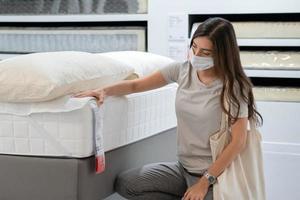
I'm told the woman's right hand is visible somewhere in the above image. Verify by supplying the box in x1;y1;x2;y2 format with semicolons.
73;89;106;107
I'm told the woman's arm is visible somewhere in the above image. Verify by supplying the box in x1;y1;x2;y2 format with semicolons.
74;71;168;104
206;117;248;178
106;71;168;96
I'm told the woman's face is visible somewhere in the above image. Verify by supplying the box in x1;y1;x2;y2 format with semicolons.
191;36;213;57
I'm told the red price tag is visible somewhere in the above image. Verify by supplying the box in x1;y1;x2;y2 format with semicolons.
95;155;105;174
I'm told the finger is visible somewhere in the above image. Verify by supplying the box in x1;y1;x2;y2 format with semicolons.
184;189;191;198
193;195;201;200
96;100;104;107
185;193;192;200
183;191;188;199
99;93;104;101
183;192;187;199
196;194;204;200
193;196;200;200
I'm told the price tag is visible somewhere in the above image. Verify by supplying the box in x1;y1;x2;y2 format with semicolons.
91;103;105;174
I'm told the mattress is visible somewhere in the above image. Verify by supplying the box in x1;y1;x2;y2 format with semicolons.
0;0;148;15
191;22;300;39
232;22;300;39
240;51;300;70
253;87;300;102
0;26;146;53
0;83;177;158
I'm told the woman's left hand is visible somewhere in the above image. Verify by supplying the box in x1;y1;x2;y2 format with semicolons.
182;177;209;200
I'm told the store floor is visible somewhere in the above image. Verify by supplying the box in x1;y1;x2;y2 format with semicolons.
104;193;126;200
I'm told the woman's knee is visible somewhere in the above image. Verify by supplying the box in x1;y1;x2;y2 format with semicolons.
115;162;185;198
115;168;141;198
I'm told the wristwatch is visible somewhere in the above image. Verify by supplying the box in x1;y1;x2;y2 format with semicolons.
203;170;217;185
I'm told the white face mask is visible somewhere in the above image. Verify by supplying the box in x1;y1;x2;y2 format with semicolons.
190;50;214;71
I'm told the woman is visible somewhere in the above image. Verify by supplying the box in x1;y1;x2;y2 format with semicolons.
74;17;263;200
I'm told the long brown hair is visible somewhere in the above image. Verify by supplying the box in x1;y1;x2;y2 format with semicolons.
191;17;263;126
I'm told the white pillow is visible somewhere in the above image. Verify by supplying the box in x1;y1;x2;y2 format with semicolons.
0;51;134;102
100;51;175;77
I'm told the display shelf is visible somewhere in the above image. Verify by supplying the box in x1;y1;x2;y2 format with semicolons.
237;38;300;47
0;14;148;23
245;68;300;78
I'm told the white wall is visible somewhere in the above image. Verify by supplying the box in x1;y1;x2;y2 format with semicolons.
257;101;300;199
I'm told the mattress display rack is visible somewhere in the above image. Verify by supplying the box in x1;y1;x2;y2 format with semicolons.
0;0;149;60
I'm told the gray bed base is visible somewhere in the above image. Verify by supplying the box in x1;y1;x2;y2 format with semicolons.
0;128;177;200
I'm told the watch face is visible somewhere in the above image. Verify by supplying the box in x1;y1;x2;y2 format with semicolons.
208;176;215;183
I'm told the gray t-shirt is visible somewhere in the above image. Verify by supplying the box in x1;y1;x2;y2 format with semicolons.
159;61;248;173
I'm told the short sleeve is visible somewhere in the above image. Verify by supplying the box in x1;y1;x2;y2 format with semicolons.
159;61;181;84
230;84;249;118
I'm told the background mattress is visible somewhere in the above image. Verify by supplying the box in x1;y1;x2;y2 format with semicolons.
0;0;148;15
0;84;177;158
232;22;300;39
191;22;300;39
254;87;300;102
0;26;146;53
240;51;300;70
